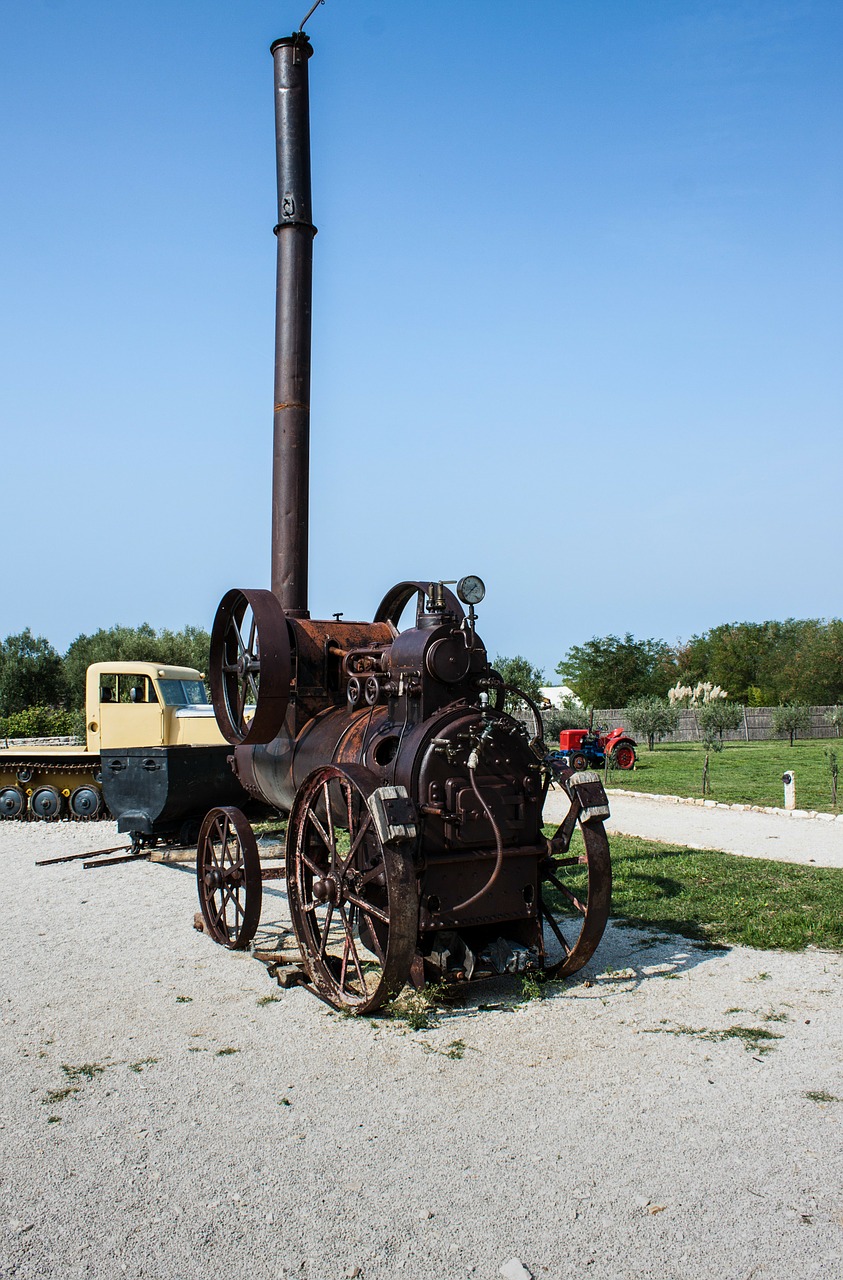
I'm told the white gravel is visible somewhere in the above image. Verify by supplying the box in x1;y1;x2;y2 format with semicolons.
2;819;842;1280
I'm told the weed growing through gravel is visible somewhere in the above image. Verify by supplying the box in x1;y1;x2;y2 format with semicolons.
643;1024;784;1055
129;1058;157;1073
216;1047;240;1056
520;972;548;1002
445;1039;466;1060
804;1090;839;1103
175;995;192;1003
46;1116;61;1124
257;994;283;1006
387;983;447;1031
42;1086;79;1105
61;1063;106;1082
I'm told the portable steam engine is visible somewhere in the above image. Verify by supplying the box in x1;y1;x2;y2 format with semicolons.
195;28;612;1012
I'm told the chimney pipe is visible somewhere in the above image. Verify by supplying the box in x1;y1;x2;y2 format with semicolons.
270;33;315;617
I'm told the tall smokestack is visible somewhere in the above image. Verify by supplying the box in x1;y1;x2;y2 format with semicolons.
270;33;315;617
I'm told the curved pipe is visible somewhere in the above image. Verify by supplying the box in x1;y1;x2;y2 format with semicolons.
450;758;505;914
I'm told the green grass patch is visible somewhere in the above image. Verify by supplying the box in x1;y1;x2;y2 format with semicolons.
607;739;840;812
215;1047;240;1056
804;1090;839;1103
543;829;843;951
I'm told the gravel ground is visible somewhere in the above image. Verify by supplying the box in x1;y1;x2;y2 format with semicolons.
2;819;842;1280
544;790;843;869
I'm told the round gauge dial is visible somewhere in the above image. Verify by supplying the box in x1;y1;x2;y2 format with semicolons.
456;575;486;606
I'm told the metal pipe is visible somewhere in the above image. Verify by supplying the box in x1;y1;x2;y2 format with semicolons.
270;33;315;617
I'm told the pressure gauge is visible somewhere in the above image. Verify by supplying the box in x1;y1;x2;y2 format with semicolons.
456;575;485;606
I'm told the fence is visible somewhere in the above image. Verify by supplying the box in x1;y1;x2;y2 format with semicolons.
547;706;842;744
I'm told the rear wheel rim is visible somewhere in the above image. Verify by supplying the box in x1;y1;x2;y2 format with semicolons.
541;809;611;978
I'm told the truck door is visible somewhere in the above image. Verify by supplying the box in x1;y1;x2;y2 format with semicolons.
98;674;165;749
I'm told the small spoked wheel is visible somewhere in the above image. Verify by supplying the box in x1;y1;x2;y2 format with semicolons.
570;753;589;772
196;807;262;949
286;764;418;1013
540;807;611;979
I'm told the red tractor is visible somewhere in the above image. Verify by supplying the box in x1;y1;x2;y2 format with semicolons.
555;727;637;772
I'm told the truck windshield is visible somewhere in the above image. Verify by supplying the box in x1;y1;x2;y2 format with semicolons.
157;679;209;706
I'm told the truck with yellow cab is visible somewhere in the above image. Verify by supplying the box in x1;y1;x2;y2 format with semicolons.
0;661;248;841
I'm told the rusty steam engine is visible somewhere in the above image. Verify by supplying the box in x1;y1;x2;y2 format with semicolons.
196;30;612;1012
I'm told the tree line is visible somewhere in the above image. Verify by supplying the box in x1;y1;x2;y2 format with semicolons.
556;619;843;708
0;625;211;719
3;616;841;725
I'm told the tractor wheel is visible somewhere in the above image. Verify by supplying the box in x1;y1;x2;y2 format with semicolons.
570;753;589;771
612;742;636;770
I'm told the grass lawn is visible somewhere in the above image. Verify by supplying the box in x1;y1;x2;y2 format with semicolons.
605;738;840;813
544;829;843;952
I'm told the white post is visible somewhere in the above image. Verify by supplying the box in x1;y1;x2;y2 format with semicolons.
782;771;796;810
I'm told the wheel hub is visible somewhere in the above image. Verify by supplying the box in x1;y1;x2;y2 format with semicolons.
312;874;341;904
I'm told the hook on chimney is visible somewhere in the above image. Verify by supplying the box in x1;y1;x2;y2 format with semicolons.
299;0;325;32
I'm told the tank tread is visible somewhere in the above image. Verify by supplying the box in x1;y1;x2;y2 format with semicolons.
0;754;106;821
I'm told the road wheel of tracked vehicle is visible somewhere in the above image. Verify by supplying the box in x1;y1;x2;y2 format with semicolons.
0;786;26;819
540;799;611;979
30;785;63;820
287;764;418;1014
69;785;103;819
196;806;262;949
611;742;636;770
570;753;589;771
210;587;291;746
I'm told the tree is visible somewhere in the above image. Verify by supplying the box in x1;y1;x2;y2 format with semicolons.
0;630;67;716
556;633;676;708
696;700;744;745
491;654;545;716
63;623;212;709
771;704;811;747
625;696;681;751
827;707;843;738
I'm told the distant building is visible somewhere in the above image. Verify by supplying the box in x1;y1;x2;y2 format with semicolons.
539;686;581;709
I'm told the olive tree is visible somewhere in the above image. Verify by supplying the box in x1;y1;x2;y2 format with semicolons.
625;696;681;751
771;704;811;747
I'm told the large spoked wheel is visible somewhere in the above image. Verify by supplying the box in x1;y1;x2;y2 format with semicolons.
286;764;419;1013
209;587;291;746
196;807;262;949
612;742;636;770
540;808;611;979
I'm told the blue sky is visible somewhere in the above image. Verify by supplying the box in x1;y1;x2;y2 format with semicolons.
1;1;840;676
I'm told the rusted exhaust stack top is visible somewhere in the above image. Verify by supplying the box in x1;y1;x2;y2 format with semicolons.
270;33;315;618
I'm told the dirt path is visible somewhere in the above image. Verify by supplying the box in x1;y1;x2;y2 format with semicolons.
544;788;843;869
